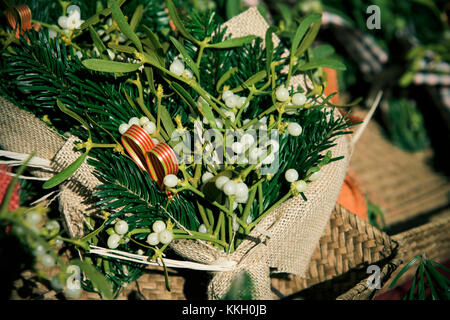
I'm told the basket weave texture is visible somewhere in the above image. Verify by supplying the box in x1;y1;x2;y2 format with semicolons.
349;109;450;226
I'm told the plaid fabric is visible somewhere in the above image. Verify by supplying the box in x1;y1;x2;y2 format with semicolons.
321;11;388;75
322;11;450;113
414;56;450;86
414;72;450;86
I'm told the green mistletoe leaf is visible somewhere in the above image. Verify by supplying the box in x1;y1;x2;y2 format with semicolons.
71;259;114;300
166;0;198;43
43;151;89;189
82;59;143;73
109;0;143;52
208;35;257;49
297;59;346;71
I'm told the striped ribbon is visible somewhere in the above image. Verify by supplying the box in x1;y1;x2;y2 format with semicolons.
121;125;178;189
5;5;41;39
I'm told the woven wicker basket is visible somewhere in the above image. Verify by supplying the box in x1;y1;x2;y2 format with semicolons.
9;206;449;300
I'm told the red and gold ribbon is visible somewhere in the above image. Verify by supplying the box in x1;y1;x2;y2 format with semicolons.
121;124;179;189
5;5;41;39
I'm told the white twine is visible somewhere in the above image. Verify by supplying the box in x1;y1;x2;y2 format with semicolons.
351;90;383;148
3;171;49;181
89;245;237;272
0;150;52;170
30;190;58;206
0;150;53;180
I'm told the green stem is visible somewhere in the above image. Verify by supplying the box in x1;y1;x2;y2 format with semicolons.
206;208;215;231
247;191;293;232
241;185;257;229
31;20;61;33
173;234;228;249
241;104;277;131
214;212;224;237
56;236;90;251
197;201;210;230
258;183;264;215
220;215;226;244
180;184;246;228
227;197;235;250
196;44;206;69
235;91;255;126
156;86;163;136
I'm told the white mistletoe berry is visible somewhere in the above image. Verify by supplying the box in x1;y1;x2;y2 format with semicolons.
236;96;248;109
292;93;307;105
158;229;173;244
184;69;193;79
287;122;302;136
285;169;299;183
309;171;322;181
170;59;185;76
33;244;46;257
231;142;244;154
223;181;237;196
139;116;150;126
45;220;60;233
249;147;263;162
240;133;255;148
114;220;129;235
198;224;207;233
106;49;115;60
235;192;249;204
146;232;159;246
235;182;249;199
107;234;121;249
222;90;234;100
152;220;166;233
58;5;84;31
225;95;239;108
276;85;289;102
163;174;179;188
25;211;41;226
48;26;58;39
222;109;236;122
75;51;83;59
296;180;307;193
128;117;140;126
202;172;214;184
119;123;130;135
143;121;156;135
41;254;55;267
226;198;239;211
215;176;230;190
264;139;279;153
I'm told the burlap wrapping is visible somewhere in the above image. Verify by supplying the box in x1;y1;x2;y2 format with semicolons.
0;8;350;300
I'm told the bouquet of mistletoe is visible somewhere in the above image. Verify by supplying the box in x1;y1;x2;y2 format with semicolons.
0;0;355;299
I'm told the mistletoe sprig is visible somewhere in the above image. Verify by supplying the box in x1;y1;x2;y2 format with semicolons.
0;0;355;296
